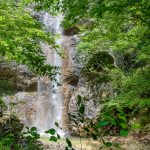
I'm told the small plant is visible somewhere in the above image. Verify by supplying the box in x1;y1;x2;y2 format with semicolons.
0;111;44;150
45;123;75;150
23;127;43;150
68;95;121;150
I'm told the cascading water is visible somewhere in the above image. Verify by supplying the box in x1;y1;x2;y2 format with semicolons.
34;12;64;135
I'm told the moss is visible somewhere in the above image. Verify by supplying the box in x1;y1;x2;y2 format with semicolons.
0;80;15;97
0;99;6;117
83;51;114;83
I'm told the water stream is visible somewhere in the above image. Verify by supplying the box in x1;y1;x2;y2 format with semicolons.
34;12;64;135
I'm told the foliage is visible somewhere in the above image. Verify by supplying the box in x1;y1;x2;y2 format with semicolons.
0;80;15;97
0;90;42;150
0;0;58;79
45;127;75;150
82;51;115;84
0;103;44;150
69;95;121;149
0;0;149;149
23;0;61;15
0;98;6;118
52;0;150;136
22;127;43;150
14;0;150;145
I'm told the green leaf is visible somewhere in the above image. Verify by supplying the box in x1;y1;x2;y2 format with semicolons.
83;127;90;132
55;122;59;127
65;147;69;150
111;119;117;125
77;95;82;106
45;129;56;135
120;129;129;136
131;123;141;129
92;134;98;140
120;123;128;129
96;120;109;128
105;142;112;147
57;134;60;139
66;138;72;148
79;105;85;114
30;127;37;132
49;136;57;142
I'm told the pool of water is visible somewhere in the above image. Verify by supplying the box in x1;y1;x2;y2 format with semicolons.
40;136;100;150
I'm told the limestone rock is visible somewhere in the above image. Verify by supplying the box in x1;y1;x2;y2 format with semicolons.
61;35;81;130
68;51;115;128
3;92;37;127
0;61;37;92
62;35;81;86
44;143;66;150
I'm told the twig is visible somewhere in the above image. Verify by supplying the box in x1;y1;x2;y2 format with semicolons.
78;126;82;150
85;138;90;150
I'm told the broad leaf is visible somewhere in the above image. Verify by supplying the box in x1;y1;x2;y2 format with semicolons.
120;129;129;136
30;127;37;132
79;105;85;114
96;120;109;128
57;134;60;139
49;136;57;142
45;129;56;135
66;138;72;148
77;95;82;106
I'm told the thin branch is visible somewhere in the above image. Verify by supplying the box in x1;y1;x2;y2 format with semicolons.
78;126;82;150
85;138;90;150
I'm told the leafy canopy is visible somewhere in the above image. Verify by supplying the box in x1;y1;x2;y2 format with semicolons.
0;0;58;78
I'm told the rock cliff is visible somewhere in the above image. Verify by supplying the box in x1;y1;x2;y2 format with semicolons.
0;61;37;92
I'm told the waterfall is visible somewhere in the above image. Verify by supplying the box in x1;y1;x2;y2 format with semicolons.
34;12;64;135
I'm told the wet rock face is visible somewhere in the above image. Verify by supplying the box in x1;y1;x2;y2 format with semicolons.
62;34;101;131
0;61;37;92
62;35;81;86
61;35;82;130
61;32;115;130
0;61;37;127
61;33;92;129
69;76;100;119
69;76;114;120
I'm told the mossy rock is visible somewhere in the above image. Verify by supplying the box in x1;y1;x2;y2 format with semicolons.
86;51;114;71
0;114;24;137
0;99;6;117
63;26;80;35
0;80;15;97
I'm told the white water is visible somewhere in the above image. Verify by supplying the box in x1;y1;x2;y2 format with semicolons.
34;12;64;135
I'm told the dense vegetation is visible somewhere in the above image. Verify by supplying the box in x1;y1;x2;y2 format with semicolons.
28;0;150;134
0;0;58;78
0;0;150;149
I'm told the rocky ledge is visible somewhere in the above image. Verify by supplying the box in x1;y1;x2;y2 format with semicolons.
0;61;37;91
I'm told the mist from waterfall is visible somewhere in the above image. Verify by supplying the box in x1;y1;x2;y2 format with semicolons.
34;12;64;135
